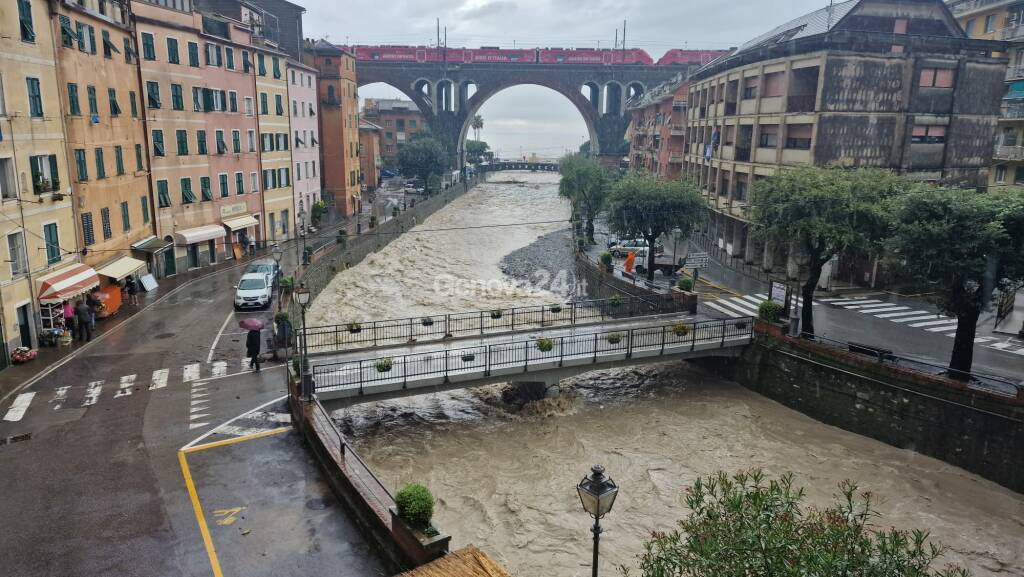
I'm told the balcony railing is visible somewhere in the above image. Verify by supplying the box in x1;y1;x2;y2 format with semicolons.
949;0;1013;16
1003;101;1024;119
734;147;751;162
724;102;737;117
994;145;1024;160
1008;66;1024;81
1004;25;1024;40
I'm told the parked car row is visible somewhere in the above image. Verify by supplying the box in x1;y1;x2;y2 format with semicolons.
607;238;665;259
233;259;281;311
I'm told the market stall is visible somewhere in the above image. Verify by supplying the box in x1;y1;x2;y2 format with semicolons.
94;255;147;318
35;263;100;346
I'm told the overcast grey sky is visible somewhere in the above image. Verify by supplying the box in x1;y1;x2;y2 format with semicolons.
301;0;834;158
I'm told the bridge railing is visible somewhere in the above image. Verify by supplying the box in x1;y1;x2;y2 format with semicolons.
312;317;754;395
302;295;678;354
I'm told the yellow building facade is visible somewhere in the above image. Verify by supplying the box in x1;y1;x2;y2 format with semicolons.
255;47;294;242
1;0;82;355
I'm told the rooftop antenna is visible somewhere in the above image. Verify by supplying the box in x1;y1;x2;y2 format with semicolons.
622;19;627;54
614;28;619;49
826;0;836;32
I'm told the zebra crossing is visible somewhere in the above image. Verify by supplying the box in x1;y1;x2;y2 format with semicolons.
2;358;258;424
818;297;1024;356
704;293;818;319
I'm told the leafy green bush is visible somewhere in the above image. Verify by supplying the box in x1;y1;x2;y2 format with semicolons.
348;322;362;334
600;251;614;266
490;309;503;319
758;300;785;323
274;312;290;324
676;277;694;292
673;322;691;337
606;333;623;345
536;337;554;352
369;215;378;229
336;229;348;247
279;276;295;292
610;294;623;307
550;305;562;314
375;358;393;373
395;484;434;529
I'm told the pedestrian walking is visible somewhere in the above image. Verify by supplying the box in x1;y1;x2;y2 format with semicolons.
86;291;100;329
246;329;261;372
74;300;91;342
125;276;139;305
248;237;256;257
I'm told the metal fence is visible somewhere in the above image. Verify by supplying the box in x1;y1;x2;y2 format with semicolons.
312;317;753;395
302;294;676;354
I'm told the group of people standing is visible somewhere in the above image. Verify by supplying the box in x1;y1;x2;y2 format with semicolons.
61;292;100;343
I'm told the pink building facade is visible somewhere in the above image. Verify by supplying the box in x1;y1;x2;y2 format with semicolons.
287;60;320;231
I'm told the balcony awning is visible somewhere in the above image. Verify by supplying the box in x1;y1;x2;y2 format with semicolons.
131;235;173;254
222;215;259;231
174;224;226;245
37;263;100;305
95;256;147;280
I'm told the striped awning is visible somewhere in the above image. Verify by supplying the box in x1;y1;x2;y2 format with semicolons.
37;263;100;305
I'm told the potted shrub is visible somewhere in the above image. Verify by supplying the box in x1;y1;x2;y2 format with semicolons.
606;333;623;345
369;215;378;229
461;353;476;363
757;301;784;324
550;304;562;314
395;484;434;530
392;206;400;219
490;309;503;320
672;277;698;313
600;251;614;273
536;337;554;353
421;317;434;327
336;229;348;248
279;276;295;293
609;294;623;307
673;322;691;337
375;357;393;373
348;322;362;334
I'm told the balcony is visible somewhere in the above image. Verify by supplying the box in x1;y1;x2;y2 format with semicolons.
949;0;1013;16
994;145;1024;160
1003;101;1024;119
734;147;751;162
669;152;684;163
1008;66;1024;81
1004;25;1024;41
787;94;816;113
669;125;686;136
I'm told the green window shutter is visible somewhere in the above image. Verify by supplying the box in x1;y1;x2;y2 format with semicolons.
18;0;35;43
82;213;95;246
135;143;144;171
153;130;164;156
232;131;240;153
68;83;80;115
242;50;251;73
75;149;88;181
200;177;212;201
95;148;105;179
226;47;235;70
142;32;155;60
272;57;280;79
87;85;98;115
258;54;266;76
114;146;124;175
147;81;161;109
167;38;179;64
101;207;112;240
88;26;96;54
44;224;60;264
29;156;42;191
219;174;229;198
48;154;59;188
27;78;43;117
181;178;195;204
202;88;214;112
172;84;183;110
108;88;121;116
176;129;188;155
157;180;171;208
141;196;150;224
197;130;208;155
77;22;86;51
235;172;243;195
188;42;199;67
102;30;112;58
59;15;74;47
130;91;138;117
121;201;130;232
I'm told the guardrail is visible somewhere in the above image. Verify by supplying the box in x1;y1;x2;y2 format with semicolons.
312;317;754;396
302;295;674;354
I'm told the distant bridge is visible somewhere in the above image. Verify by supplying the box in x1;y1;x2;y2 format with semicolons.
299;296;753;406
479;162;559;172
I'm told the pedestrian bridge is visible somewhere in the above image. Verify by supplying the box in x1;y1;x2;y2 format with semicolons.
300;297;753;405
479;161;559;172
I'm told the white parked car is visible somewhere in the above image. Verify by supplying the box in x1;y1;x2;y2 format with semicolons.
234;273;272;310
609;239;651;259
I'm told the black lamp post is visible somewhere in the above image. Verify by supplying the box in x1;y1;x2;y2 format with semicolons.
577;465;619;577
271;244;283;311
292;283;312;400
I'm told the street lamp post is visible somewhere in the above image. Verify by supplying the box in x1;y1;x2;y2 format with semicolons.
292;284;312;400
577;465;619;577
271;244;283;311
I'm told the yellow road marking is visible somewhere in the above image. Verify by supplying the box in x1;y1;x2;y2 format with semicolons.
179;450;224;577
183;426;290;454
213;507;246;526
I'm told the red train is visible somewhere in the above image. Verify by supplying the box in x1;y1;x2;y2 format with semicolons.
348;45;720;67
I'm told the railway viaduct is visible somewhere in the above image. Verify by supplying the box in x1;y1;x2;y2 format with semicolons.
353;57;694;166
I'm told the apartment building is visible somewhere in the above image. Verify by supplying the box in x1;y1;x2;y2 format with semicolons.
627;78;688;179
306;40;360;216
287;60;320;233
362;98;427;168
54;0;154;287
359;120;383;192
254;43;293;241
683;0;1004;282
949;0;1024;188
1;0;82;356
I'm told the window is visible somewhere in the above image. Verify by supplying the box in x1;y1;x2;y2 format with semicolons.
87;85;98;116
141;32;155;60
763;73;784;98
291;70;296;84
919;68;955;88
75;149;88;181
235;172;244;195
219;173;229;198
167;38;180;64
8;231;27;275
152;129;165;157
146;81;161;109
244;96;254;116
232;130;241;153
258;53;266;76
964;19;975;37
181;177;195;204
985;14;997;33
114;145;124;175
157;179;171;208
242;50;251;73
0;158;16;200
410;119;417;128
275;94;283;116
43;223;60;264
225;47;234;70
200;176;212;201
782;124;811;149
197;130;208;155
250;172;258;192
216;130;226;154
81;213;95;246
205;43;222;67
171;84;184;110
134;143;144;171
101;207;112;240
911;125;946;144
108;88;121;116
27;78;43;118
129;91;138;117
124;37;136;63
192;87;203;112
121;201;130;232
295;131;303;147
743;77;759;100
102;30;114;58
176;129;189;155
758;125;779;148
273;57;281;79
188;41;200;67
229;91;238;112
18;0;35;43
141;196;150;224
996;165;1008;184
59;15;74;47
293;100;298;116
68;83;81;115
894;18;908;34
247;129;256;152
95;148;106;179
29;155;58;193
260;93;268;115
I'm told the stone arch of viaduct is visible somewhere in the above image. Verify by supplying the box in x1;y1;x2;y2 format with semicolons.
356;62;686;167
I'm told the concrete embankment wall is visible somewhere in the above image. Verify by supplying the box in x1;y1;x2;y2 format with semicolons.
698;327;1024;493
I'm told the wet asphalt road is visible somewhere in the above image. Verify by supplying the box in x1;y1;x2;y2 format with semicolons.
0;246;387;577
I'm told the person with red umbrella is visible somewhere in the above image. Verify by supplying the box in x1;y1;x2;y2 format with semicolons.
240;318;265;372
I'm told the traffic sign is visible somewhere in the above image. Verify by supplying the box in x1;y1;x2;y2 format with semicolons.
684;252;710;269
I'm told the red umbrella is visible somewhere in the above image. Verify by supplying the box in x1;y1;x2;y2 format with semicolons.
238;318;265;331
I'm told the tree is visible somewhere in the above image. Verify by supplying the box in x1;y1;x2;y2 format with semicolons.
465;140;491;165
471;114;484;141
559;154;612;245
752;167;916;337
623;469;969;577
606;175;705;281
397;136;447;194
888;187;1024;376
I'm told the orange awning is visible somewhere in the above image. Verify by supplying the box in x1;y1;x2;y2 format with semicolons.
37;263;100;305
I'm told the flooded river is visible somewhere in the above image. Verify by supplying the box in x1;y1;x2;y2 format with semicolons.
313;173;1024;577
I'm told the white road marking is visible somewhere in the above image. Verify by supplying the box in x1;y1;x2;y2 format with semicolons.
975;337;995;343
827;299;871;305
208;312;236;364
720;298;759;316
189;422;210;430
183;363;201;383
241;357;251;371
819;297;863;303
190;399;209;407
216;424;271;437
114;374;136;398
926;324;961;332
1014;348;1024;356
840;300;885;308
910;319;958;328
859;306;909;314
3;393;36;422
876;310;931;319
51;386;70;410
192;392;209;399
190;405;208;414
989;342;1014;350
149;369;169;391
704;301;742;318
82;381;103;407
740;295;764;305
267;412;291;423
182;395;288;450
212;361;228;377
846;302;896;310
891;315;943;323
